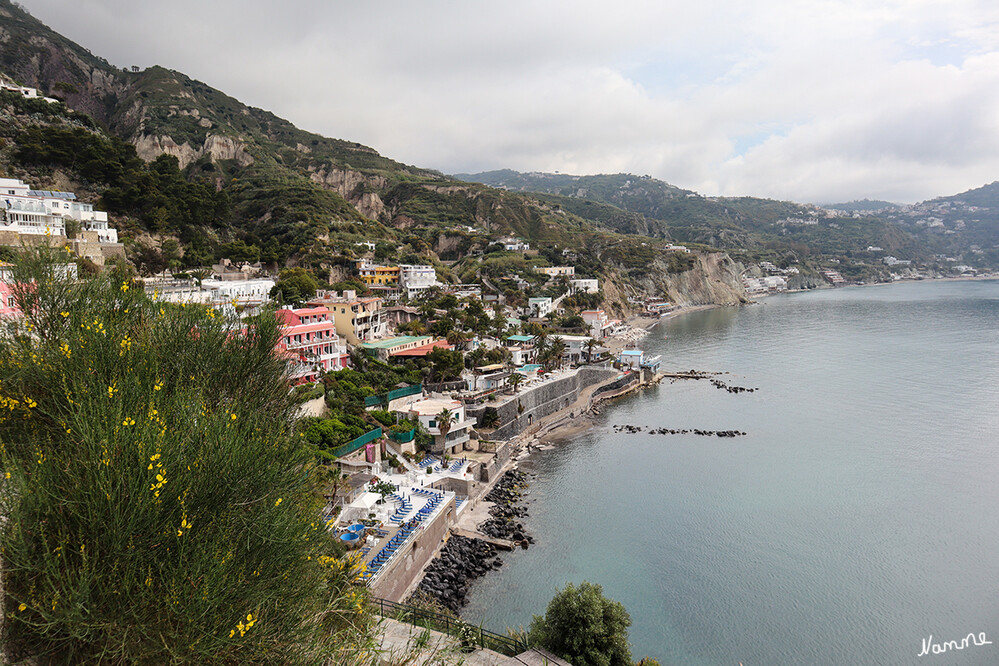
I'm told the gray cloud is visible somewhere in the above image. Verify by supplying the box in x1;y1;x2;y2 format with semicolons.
20;0;999;203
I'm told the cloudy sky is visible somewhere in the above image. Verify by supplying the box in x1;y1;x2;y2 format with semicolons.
20;0;999;203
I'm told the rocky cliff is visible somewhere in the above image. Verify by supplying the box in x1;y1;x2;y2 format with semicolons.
602;250;747;314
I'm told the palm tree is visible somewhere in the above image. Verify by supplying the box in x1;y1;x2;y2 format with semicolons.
190;268;211;287
508;372;524;393
446;329;467;351
436;408;455;451
548;336;567;370
534;328;551;349
584;338;599;364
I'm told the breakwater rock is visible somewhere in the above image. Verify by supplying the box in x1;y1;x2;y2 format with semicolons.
710;378;758;393
480;469;534;545
613;424;747;437
414;535;503;614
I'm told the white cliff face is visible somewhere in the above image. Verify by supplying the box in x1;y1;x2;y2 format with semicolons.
132;134;254;169
309;166;387;220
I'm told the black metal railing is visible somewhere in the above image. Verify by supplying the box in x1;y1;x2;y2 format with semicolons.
369;596;528;657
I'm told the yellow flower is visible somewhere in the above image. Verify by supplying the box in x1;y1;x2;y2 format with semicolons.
120;281;129;292
154;380;163;391
18;603;26;612
123;417;135;426
5;472;10;479
60;311;69;318
107;384;117;399
274;498;282;507
230;413;237;421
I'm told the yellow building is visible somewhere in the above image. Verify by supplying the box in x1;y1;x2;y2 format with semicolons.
358;263;400;286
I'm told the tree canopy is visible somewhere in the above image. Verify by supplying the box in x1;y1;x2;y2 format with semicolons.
528;581;633;666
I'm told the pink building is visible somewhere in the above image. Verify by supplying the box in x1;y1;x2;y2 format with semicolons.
0;281;17;319
275;306;349;384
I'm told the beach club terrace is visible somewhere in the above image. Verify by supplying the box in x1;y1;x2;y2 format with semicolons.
335;460;478;598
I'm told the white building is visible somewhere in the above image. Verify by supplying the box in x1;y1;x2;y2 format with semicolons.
555;334;596;364
499;237;530;251
570;278;599;294
528;297;554;318
146;277;275;306
581;310;618;339
0;80;59;104
398;264;439;299
1;178;119;243
744;276;788;294
404;398;476;455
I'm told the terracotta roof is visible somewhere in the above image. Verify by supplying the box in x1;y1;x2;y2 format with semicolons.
390;340;454;357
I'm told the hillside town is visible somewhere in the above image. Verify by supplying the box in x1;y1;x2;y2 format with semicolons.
0;177;671;613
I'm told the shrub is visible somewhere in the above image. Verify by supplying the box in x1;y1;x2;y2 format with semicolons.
369;409;396;427
0;249;374;664
528;581;632;666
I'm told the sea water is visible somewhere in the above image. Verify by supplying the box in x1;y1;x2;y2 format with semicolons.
461;279;999;665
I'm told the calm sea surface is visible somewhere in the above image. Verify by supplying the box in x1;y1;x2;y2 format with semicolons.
461;279;999;665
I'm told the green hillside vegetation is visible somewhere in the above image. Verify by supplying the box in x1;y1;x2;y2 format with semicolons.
457;169;999;273
0;249;375;664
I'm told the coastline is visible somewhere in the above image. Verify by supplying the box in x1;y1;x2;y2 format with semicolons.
411;301;737;616
530;303;722;445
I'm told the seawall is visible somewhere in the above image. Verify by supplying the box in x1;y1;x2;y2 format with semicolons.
467;367;618;442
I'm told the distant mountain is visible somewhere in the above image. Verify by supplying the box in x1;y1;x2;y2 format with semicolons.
2;0;996;288
926;181;999;207
455;169;934;264
822;199;899;212
454;170;692;220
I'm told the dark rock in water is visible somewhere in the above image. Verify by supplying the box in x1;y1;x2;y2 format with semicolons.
413;535;500;614
412;470;533;614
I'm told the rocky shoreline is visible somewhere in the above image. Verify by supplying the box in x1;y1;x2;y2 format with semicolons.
479;469;534;545
410;469;533;615
413;535;504;614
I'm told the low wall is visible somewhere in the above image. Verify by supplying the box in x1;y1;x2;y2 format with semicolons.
429;476;475;497
475;442;510;482
370;495;456;603
591;370;640;399
468;367;616;441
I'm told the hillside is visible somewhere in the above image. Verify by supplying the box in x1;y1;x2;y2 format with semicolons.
3;0;995;299
458;168;999;276
0;2;646;268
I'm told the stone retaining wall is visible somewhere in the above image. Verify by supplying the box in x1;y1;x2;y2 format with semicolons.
468;367;616;441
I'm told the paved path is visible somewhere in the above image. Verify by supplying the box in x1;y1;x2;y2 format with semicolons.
376;617;522;665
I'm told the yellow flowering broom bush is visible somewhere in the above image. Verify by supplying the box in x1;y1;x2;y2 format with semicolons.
0;250;375;664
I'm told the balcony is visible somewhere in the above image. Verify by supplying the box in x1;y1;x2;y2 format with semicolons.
427;418;476;437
